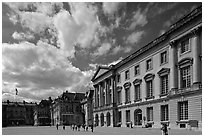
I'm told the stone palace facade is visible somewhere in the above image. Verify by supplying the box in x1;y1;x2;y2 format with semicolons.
91;6;202;129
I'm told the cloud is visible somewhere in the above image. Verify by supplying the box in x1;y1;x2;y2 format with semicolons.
5;2;102;58
125;31;145;44
111;45;132;55
108;57;123;66
93;42;112;56
150;3;178;17
12;31;35;40
163;9;188;28
53;3;101;57
127;8;148;30
102;2;125;15
2;41;94;102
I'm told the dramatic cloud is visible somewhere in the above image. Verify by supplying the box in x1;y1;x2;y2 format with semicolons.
53;3;101;57
5;2;102;58
126;31;145;44
127;8;148;30
102;2;125;15
111;45;132;55
93;42;112;56
2;41;94;102
12;31;35;40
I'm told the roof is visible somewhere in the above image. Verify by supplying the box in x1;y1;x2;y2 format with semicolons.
91;65;112;81
59;91;85;101
2;101;36;107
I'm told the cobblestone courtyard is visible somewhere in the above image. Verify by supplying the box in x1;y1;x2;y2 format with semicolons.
2;126;202;135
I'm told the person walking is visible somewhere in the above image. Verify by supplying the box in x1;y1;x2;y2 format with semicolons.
63;125;65;130
56;124;59;130
161;123;168;135
91;124;94;132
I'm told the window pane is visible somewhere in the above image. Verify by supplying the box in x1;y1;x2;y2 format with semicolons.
181;66;191;88
147;81;153;97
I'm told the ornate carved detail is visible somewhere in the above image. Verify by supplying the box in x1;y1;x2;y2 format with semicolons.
144;73;155;81
116;86;122;91
169;40;176;47
157;68;170;77
133;79;142;85
123;82;131;89
177;57;193;69
191;26;201;36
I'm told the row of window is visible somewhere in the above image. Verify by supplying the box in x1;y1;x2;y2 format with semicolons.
123;101;188;123
117;65;191;104
119;50;168;82
118;38;191;83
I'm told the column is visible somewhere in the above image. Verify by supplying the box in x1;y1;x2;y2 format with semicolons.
104;80;107;105
169;41;178;90
99;83;102;107
191;28;201;84
94;85;97;108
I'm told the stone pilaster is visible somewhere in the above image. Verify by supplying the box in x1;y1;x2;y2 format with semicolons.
169;41;178;90
191;27;201;84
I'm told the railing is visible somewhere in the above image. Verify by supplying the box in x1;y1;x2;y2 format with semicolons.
168;83;202;96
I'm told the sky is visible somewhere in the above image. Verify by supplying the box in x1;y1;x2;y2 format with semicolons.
2;2;201;103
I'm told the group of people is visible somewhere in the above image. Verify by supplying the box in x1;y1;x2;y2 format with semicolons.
71;124;94;132
56;124;94;132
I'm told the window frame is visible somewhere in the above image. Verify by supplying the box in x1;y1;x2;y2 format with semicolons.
126;110;131;122
161;105;169;121
180;38;190;55
134;65;140;76
160;51;168;65
178;101;188;121
146;58;153;71
125;70;130;80
180;66;191;88
161;75;169;95
147;107;153;122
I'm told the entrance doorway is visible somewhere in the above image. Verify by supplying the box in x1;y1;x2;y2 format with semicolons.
106;112;111;126
134;109;142;126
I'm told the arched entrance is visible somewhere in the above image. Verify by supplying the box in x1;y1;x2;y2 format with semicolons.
100;113;104;127
106;112;111;126
134;109;142;126
95;114;99;126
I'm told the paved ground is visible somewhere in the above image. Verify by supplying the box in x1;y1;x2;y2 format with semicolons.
2;126;202;135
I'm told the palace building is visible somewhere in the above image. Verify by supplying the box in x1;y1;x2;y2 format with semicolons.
50;91;85;126
2;100;35;127
91;6;202;130
33;98;52;126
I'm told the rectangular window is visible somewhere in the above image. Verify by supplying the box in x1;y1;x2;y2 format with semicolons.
161;105;169;121
125;70;130;80
146;59;152;71
178;101;188;120
126;110;130;122
161;51;167;64
181;66;191;88
147;107;153;121
125;88;130;103
135;65;140;76
117;90;122;104
181;38;190;54
161;75;169;94
117;74;121;83
146;80;153;98
134;85;141;101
